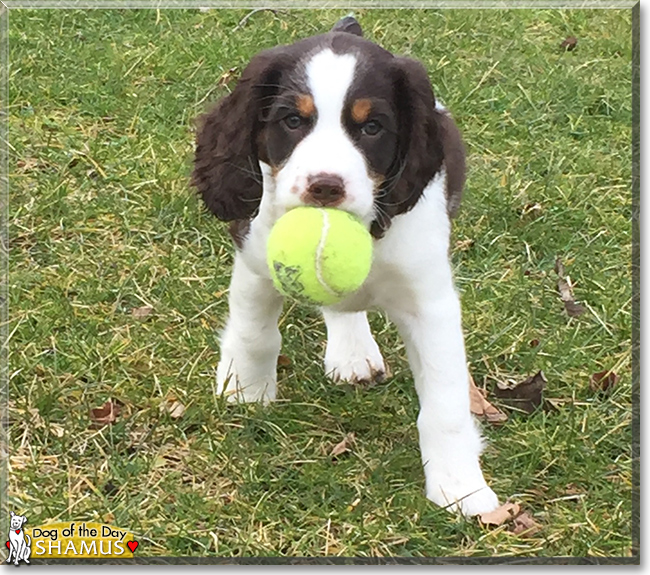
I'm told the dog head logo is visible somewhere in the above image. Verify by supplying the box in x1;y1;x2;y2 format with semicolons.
6;511;31;566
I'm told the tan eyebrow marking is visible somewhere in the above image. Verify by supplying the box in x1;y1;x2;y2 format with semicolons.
296;94;315;117
351;98;372;123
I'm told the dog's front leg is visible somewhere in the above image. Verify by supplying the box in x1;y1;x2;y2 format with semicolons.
386;287;499;516
13;542;23;566
216;253;283;404
322;309;387;385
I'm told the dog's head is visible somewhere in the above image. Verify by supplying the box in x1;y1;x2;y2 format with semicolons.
10;512;26;530
192;17;464;239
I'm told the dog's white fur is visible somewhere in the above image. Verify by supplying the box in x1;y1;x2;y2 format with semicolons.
7;511;31;565
215;49;499;516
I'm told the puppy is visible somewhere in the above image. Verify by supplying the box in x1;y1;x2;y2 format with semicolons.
192;16;499;516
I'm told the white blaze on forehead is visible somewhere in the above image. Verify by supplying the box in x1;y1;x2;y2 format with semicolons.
272;47;375;225
305;49;357;127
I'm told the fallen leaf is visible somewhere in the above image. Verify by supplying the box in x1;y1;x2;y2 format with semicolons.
590;370;619;393
469;375;508;425
161;397;186;419
479;502;520;526
346;497;361;512
494;371;547;414
218;67;239;87
90;400;122;428
330;432;355;457
479;503;541;537
557;277;574;302
49;423;65;438
455;238;475;251
543;397;563;412
561;36;578;51
277;354;292;367
554;258;586;317
102;512;115;524
521;202;543;217
564;483;583;496
511;511;541;537
132;305;153;320
564;300;586;317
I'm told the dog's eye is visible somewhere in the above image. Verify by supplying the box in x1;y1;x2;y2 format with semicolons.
361;119;382;136
284;114;302;130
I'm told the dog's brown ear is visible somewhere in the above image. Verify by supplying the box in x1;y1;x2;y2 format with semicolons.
371;57;443;237
371;57;465;237
437;110;466;219
192;48;288;221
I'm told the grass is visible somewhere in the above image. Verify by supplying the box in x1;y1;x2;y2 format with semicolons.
6;7;634;559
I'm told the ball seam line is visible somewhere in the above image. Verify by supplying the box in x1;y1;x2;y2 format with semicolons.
315;209;340;300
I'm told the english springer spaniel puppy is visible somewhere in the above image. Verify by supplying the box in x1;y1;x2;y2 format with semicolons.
192;16;499;516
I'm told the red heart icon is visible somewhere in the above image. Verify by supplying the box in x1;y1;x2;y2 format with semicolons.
127;541;138;553
5;541;9;549
15;530;19;535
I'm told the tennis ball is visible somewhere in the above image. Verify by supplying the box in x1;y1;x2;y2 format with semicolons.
267;207;373;306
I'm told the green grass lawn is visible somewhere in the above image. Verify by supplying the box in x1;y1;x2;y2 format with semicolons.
6;7;634;559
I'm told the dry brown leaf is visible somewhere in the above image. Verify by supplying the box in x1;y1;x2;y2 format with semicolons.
479;502;540;537
511;511;541;537
330;432;355;457
102;512;115;524
561;36;578;51
132;305;153;320
543;397;563;412
218;67;239;87
494;371;547;414
455;238;475;251
469;375;508;425
161;397;186;419
277;354;292;367
479;502;520;526
554;259;586;317
90;400;122;428
557;277;573;302
564;300;586;317
49;423;65;438
590;370;619;393
521;202;543;217
564;483;583;496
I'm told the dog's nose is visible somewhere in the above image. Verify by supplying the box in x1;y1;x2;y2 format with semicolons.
305;174;346;207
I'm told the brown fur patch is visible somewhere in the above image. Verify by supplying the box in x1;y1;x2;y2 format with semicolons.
296;94;315;118
351;98;372;123
228;219;251;249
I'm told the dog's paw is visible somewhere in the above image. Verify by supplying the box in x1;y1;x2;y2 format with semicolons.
324;346;388;386
325;350;390;386
216;359;276;405
426;475;499;517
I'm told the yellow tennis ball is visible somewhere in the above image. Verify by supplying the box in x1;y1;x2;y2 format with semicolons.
267;207;373;306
